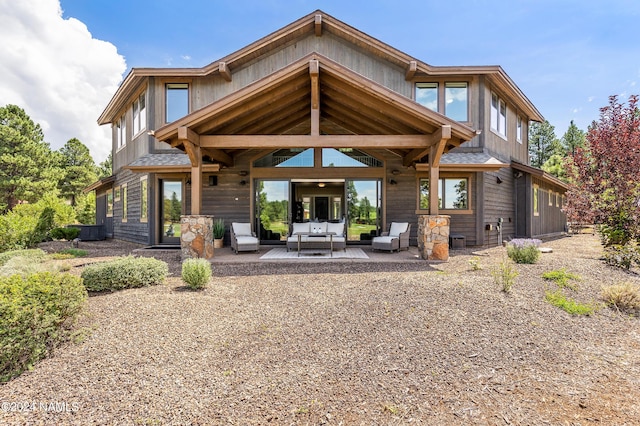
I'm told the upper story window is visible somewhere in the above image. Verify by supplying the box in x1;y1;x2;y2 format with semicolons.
416;82;469;122
516;115;523;143
166;83;189;123
415;83;438;112
491;92;507;137
445;83;468;121
116;115;126;150
132;92;146;136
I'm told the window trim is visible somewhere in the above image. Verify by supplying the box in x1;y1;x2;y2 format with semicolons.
106;189;114;218
533;184;540;216
132;92;146;137
140;177;148;223
116;114;126;151
444;82;469;122
165;82;190;123
516;115;523;143
415;81;470;123
416;174;473;214
121;183;128;222
490;92;507;139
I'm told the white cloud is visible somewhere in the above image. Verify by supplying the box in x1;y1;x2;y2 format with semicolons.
0;0;126;162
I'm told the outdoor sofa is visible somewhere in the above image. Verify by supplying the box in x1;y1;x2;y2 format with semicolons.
371;222;411;252
286;221;347;252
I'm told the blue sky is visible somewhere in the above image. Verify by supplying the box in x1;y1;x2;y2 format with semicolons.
1;0;639;161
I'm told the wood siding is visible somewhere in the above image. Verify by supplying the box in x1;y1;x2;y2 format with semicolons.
111;169;150;245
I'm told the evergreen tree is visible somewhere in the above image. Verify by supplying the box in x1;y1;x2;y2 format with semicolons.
0;104;57;212
57;138;98;206
98;152;113;179
528;120;561;168
561;120;586;156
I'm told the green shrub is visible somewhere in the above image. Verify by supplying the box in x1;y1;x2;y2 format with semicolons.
507;239;541;264
542;268;581;291
0;249;46;267
545;290;597;315
601;282;640;316
603;244;640;270
81;256;168;292
57;248;87;258
0;272;87;382
492;257;518;293
182;258;212;290
50;227;81;241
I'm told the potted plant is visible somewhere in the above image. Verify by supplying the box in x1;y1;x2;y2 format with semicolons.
213;218;225;248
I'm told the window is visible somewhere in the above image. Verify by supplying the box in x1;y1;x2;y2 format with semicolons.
114;186;121;202
133;92;146;135
122;184;128;222
445;83;468;121
166;83;189;123
491;92;507;137
106;190;113;217
140;177;148;222
415;83;438;112
549;190;553;206
419;178;469;210
516;115;523;143
116;115;126;150
556;192;560;207
533;185;539;216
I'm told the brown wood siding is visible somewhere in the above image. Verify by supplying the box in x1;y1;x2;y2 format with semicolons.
95;188;113;238
483;168;517;246
531;178;567;237
112;169;151;245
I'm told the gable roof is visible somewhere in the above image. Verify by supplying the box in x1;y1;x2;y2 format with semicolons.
98;10;543;125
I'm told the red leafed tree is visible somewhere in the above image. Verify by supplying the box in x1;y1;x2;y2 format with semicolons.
565;95;640;245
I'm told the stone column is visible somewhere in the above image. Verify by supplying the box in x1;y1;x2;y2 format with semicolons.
417;215;450;261
180;215;214;260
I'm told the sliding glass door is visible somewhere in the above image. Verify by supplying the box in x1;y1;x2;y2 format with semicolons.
255;180;289;243
346;179;381;242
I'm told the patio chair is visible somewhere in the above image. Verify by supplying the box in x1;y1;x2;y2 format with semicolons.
371;222;411;252
230;222;259;254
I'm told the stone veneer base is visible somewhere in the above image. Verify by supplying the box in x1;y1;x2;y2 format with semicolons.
417;215;450;261
180;215;214;260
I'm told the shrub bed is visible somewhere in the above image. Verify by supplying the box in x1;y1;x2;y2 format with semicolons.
0;249;47;267
50;227;81;241
0;272;87;382
81;256;168;292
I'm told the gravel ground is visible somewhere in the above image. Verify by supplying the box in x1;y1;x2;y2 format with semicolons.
2;234;639;425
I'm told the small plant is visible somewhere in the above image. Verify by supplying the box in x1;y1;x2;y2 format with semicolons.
506;239;541;264
0;248;46;267
213;218;225;240
542;268;581;291
468;257;482;271
492;257;518;293
181;258;212;290
601;282;640;315
545;290;597;315
81;256;168;292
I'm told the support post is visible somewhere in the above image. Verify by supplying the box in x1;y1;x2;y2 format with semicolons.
417;215;450;261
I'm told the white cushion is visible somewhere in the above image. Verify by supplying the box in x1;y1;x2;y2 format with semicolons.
372;236;396;244
232;222;252;236
291;222;310;235
326;222;344;236
235;236;258;245
310;222;327;234
389;222;408;237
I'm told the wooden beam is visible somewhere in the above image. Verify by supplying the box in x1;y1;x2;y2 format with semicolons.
191;160;202;215
402;125;451;167
182;140;201;168
405;60;417;81
429;158;439;215
201;147;234;167
178;126;200;146
315;14;322;36
310;59;320;136
199;134;431;149
430;125;451;168
219;61;232;82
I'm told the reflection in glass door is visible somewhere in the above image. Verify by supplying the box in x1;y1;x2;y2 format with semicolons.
160;180;182;244
256;180;289;243
346;179;381;242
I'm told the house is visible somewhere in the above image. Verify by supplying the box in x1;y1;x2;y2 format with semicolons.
90;10;567;249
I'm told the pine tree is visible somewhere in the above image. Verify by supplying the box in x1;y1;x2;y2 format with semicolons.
561;120;586;156
528;120;561;168
0;104;57;212
57;138;98;206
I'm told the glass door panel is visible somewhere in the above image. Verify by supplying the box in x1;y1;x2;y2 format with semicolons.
160;180;182;244
346;180;381;242
256;180;289;243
